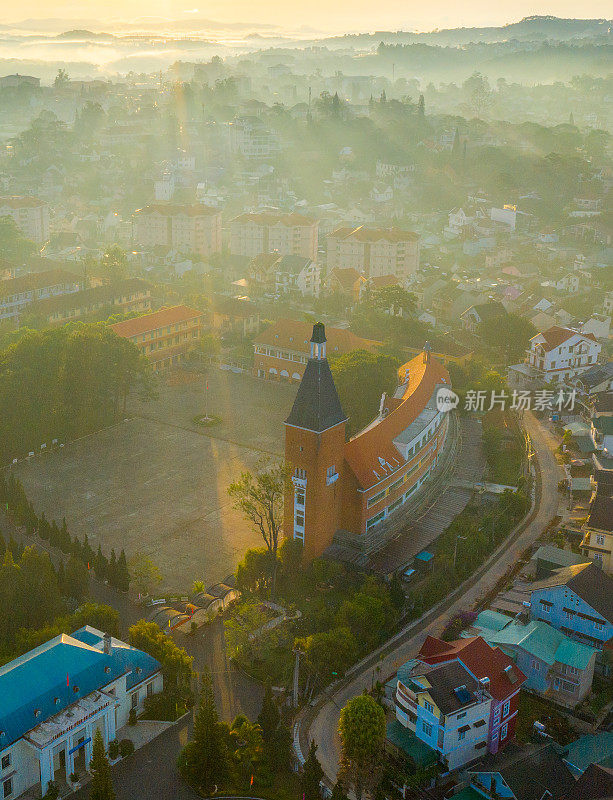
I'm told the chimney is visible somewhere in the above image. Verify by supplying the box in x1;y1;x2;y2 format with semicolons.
103;632;112;655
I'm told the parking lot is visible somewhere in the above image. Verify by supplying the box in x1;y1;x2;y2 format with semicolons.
14;369;296;591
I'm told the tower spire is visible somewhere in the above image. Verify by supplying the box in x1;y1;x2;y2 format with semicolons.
310;322;327;360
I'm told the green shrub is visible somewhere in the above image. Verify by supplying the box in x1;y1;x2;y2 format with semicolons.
108;739;119;759
128;708;137;725
119;738;135;758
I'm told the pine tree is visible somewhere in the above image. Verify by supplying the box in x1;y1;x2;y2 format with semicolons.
417;94;425;116
116;549;130;592
301;740;323;800
94;545;108;581
89;728;115;800
257;682;280;741
178;669;229;792
108;549;118;588
331;780;349;800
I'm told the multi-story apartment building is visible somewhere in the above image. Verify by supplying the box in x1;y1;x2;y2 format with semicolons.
0;196;49;243
0;627;162;800
227;117;280;159
529;560;613;650
110;305;205;371
508;326;601;388
253;319;378;382
229;212;318;261
471;611;597;708
326;226;419;279
394;636;526;771
132;203;222;257
25;279;152;326
0;269;81;322
283;325;452;561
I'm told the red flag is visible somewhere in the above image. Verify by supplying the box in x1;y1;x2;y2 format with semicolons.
250;775;254;787
67;674;69;687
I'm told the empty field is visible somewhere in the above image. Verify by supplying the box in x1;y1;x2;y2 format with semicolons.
14;370;296;591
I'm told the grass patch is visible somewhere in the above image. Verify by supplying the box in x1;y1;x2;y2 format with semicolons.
516;692;577;745
482;410;524;486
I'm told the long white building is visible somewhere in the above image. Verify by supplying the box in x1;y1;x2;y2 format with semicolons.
0;627;163;799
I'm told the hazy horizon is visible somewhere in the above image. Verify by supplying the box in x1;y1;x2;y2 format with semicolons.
0;4;611;36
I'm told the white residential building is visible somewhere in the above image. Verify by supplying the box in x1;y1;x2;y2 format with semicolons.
0;196;49;243
508;326;601;388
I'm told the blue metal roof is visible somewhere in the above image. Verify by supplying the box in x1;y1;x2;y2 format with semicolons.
0;627;160;749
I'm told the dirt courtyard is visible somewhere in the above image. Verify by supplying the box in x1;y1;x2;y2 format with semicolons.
14;369;297;591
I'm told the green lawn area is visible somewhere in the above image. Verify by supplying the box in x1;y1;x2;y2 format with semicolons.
516;692;577;745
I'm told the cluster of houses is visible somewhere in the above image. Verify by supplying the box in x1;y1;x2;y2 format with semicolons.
388;558;613;794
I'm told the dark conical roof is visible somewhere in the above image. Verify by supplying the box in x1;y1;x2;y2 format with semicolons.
285;358;347;433
310;322;326;343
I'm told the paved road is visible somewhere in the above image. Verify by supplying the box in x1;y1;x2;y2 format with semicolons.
304;411;562;785
71;716;196;800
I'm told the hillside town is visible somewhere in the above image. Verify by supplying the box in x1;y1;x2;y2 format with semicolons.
0;11;612;800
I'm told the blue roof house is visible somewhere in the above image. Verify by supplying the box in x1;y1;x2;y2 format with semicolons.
470;612;597;708
0;627;162;799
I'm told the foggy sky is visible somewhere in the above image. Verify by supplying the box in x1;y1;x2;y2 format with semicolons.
1;0;611;34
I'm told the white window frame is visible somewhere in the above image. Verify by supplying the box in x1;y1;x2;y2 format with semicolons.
500;723;508;740
503;700;510;718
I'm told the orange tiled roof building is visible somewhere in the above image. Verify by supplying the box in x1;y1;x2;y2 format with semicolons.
284;323;453;562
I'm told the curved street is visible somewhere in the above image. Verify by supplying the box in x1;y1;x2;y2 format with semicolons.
301;410;562;785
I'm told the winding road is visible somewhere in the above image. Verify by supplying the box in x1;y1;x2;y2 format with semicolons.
299;410;562;785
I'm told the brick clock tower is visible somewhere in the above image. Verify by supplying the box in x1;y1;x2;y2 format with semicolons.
284;323;347;562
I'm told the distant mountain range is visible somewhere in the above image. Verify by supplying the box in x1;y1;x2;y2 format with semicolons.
317;16;613;48
0;14;610;43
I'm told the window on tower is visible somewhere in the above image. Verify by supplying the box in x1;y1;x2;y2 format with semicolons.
295;467;306;480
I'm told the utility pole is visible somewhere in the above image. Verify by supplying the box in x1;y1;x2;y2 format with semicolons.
293;647;303;708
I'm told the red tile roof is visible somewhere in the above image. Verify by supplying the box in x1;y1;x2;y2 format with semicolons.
419;635;527;701
0;195;46;209
109;305;203;337
532;326;597;352
0;269;79;298
134;203;220;218
329;225;419;243
231;211;317;226
254;318;379;355
327;267;366;291
344;354;450;490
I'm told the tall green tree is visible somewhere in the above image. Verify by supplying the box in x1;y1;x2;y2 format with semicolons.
301;740;323;800
330;350;400;436
178;670;229;792
228;462;290;598
338;695;386;800
257;682;280;741
89;728;115;800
